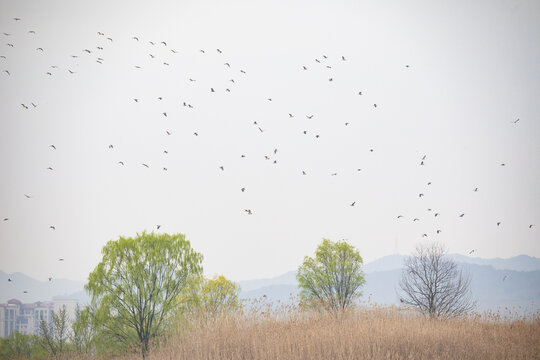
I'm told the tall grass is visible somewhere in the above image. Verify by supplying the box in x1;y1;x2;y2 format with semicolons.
144;302;540;360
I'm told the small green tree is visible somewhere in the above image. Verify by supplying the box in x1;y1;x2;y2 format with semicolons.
178;275;241;323
38;305;69;357
71;304;97;354
86;232;203;359
0;331;44;359
297;238;366;312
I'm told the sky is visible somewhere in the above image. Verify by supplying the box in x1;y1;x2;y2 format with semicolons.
0;0;539;284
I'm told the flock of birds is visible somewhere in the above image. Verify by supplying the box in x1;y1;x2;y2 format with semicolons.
1;15;536;293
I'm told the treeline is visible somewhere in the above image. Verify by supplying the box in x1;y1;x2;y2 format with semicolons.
1;233;477;359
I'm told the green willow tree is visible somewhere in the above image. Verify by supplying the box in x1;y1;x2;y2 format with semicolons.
297;239;365;312
86;232;203;359
178;275;241;323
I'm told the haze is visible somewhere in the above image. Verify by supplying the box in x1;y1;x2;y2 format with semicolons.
0;0;539;283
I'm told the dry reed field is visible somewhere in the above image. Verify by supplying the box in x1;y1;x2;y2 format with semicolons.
139;304;540;360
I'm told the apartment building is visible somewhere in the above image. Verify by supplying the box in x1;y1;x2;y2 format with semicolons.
0;298;78;338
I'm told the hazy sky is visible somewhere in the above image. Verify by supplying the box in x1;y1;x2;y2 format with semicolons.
1;0;539;284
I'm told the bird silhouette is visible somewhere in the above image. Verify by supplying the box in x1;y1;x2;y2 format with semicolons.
142;164;149;168
474;188;478;192
48;277;52;282
497;222;501;226
419;194;424;198
306;115;314;119
24;194;31;199
161;41;167;46
413;218;419;222
157;225;161;229
302;171;307;175
245;209;252;215
397;215;403;219
434;213;440;217
241;188;245;192
3;70;10;75
459;213;465;217
219;166;224;171
350;201;356;206
118;161;124;165
513;118;520;124
342;55;346;61
3;218;8;221
530;225;534;229
46;167;53;170
49;226;55;230
109;144;113;149
303;66;308;70
436;230;442;234
469;249;475;255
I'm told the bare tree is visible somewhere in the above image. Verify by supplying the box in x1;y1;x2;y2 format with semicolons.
399;242;475;318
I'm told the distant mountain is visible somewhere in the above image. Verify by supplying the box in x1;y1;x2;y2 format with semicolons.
238;255;540;314
0;270;86;304
2;254;539;312
448;254;540;272
238;271;297;292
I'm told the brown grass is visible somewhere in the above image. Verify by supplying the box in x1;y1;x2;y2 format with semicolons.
141;303;540;360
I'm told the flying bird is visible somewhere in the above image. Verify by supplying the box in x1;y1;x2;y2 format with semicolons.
413;218;419;222
497;222;501;226
48;277;52;282
58;258;64;261
46;167;53;170
219;166;224;171
109;144;113;149
419;193;424;198
469;249;475;255
436;230;442;234
142;163;149;168
350;202;356;206
193;132;198;136
513;118;520;124
132;36;139;41
302;171;307;175
241;188;245;192
161;41;167;46
118;161;124;165
245;209;252;215
341;55;346;61
459;213;465;217
474;188;478;192
303;66;308;70
3;70;9;75
306;115;314;119
3;218;8;221
530;224;534;229
224;62;230;67
157;225;161;229
49;226;56;230
397;215;403;219
24;194;31;198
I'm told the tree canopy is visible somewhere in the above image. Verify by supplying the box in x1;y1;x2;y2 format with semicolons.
399;242;475;318
297;238;365;312
178;275;241;323
86;232;203;358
